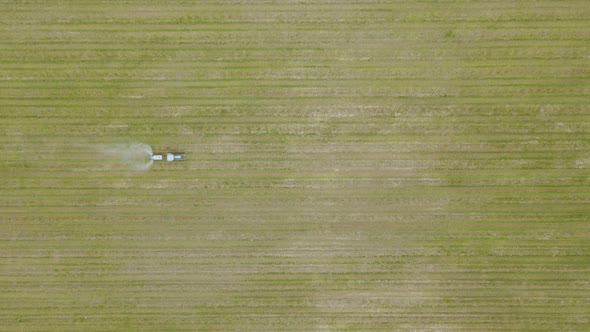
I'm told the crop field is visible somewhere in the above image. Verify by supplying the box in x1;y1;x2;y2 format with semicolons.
1;0;589;331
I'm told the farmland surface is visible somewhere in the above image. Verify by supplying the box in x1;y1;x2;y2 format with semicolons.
1;1;589;330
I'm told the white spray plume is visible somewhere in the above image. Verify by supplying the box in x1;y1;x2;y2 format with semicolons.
96;142;154;171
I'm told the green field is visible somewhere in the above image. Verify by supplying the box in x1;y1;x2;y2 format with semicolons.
1;1;589;330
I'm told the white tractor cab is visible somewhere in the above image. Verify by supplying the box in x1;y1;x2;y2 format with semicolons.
151;152;185;162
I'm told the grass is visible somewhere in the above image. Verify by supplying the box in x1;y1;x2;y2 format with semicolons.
1;0;589;331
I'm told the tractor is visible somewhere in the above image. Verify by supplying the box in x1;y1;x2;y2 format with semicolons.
151;152;185;162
